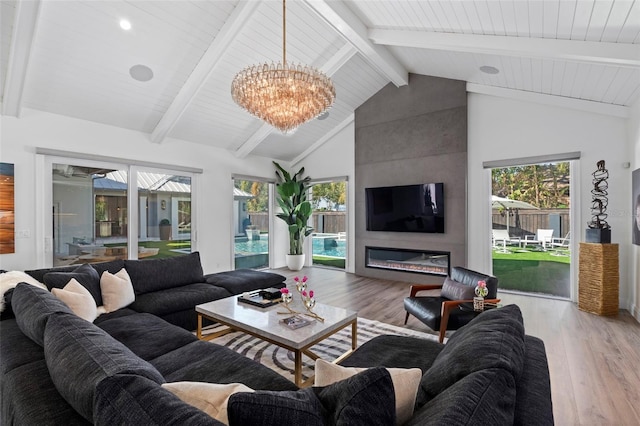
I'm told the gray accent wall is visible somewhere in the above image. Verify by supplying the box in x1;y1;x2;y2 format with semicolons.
355;74;467;283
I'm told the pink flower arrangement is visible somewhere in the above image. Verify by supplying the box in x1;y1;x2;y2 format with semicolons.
281;288;289;294
475;280;488;298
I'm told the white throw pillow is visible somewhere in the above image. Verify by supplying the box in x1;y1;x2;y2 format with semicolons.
314;359;421;426
0;271;47;312
51;278;98;322
100;268;135;313
162;382;254;425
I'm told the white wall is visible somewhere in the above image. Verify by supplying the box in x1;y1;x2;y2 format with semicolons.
468;93;633;310
627;98;640;321
0;108;277;273
292;121;356;273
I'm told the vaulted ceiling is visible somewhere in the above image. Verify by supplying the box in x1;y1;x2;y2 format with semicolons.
2;1;639;162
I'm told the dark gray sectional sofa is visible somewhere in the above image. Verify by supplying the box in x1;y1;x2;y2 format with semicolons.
0;253;554;425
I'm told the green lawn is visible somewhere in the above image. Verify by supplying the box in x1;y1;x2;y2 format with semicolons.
105;240;190;259
492;247;570;298
312;256;346;269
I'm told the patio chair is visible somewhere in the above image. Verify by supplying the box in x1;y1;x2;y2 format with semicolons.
524;229;555;251
550;232;571;256
492;229;521;253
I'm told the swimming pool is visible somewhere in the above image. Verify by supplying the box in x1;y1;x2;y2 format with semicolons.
235;235;346;258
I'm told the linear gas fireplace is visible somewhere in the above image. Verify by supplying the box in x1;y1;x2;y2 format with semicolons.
365;246;450;276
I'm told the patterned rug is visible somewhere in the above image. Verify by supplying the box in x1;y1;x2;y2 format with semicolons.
199;318;439;383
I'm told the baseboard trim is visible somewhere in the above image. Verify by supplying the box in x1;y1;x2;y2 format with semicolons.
631;303;640;324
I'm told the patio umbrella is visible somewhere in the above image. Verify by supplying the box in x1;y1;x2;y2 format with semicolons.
491;195;539;234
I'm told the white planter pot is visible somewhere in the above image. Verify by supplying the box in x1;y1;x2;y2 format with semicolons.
286;254;305;271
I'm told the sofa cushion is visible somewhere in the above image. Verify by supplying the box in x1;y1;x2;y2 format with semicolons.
125;252;204;295
407;368;516;426
341;334;444;373
43;264;103;306
25;260;125;284
97;312;197;361
440;277;476;301
100;268;135;312
44;312;165;422
205;269;286;294
315;359;420;425
129;283;231;317
514;336;554;426
157;341;298;391
419;304;525;405
227;367;396;426
94;374;223;426
2;359;90;426
51;278;98;322
12;283;73;346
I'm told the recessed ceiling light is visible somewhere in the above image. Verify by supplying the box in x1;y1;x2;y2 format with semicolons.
129;65;154;82
119;19;132;31
317;111;329;120
479;65;499;75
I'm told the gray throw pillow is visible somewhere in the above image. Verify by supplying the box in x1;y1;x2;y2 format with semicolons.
12;283;73;346
43;263;102;306
440;277;476;300
227;367;396;426
44;312;165;421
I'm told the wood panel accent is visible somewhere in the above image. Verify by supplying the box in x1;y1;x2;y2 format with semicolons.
271;266;640;425
578;243;619;316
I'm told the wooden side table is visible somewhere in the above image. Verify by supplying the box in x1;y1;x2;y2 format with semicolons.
578;243;619;316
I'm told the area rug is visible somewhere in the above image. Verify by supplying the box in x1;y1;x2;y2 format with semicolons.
199;318;439;383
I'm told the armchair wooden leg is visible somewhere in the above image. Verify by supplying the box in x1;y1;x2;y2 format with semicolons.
404;312;410;325
439;305;451;343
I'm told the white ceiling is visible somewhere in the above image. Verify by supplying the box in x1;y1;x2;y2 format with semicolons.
2;1;639;162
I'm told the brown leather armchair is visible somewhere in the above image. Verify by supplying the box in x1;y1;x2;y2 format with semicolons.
404;266;500;343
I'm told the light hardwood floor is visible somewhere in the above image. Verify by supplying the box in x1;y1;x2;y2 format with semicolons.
274;266;640;426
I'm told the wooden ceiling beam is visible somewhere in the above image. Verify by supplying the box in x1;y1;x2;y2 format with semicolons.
3;0;41;117
302;0;408;86
150;0;261;144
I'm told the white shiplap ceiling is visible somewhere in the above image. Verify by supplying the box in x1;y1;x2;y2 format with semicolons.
2;0;639;162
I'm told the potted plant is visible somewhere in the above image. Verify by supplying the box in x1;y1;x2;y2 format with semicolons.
273;161;313;271
159;218;171;241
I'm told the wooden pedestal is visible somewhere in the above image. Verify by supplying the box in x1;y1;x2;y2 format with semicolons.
578;243;619;316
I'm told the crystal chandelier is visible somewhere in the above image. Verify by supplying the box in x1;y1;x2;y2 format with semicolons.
231;0;335;133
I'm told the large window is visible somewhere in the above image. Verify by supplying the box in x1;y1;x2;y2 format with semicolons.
233;177;270;270
50;158;196;267
309;179;347;269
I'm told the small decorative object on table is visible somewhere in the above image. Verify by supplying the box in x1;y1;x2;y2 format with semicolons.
278;277;325;322
474;280;488;312
280;315;312;329
294;275;307;294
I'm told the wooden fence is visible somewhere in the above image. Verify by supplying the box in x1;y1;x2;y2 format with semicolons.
492;209;570;238
248;212;346;234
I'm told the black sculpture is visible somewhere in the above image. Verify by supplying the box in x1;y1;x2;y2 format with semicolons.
586;160;611;243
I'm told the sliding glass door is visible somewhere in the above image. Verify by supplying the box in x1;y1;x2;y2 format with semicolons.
309;179;347;269
233;177;270;270
51;160;195;267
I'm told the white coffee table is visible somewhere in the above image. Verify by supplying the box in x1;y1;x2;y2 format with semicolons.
196;296;358;387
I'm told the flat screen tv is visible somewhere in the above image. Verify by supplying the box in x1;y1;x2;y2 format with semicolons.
366;183;444;233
